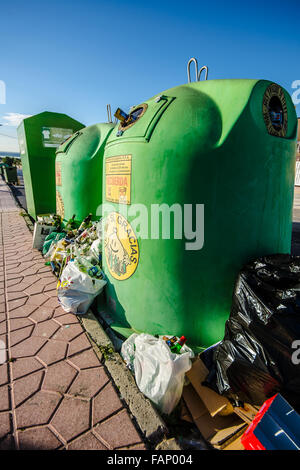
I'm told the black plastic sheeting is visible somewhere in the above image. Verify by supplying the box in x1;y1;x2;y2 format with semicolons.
204;254;300;410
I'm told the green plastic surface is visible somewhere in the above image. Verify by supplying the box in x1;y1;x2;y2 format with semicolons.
101;79;298;349
17;111;84;220
55;123;114;224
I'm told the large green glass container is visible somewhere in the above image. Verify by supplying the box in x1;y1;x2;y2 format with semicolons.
101;79;298;350
55;123;114;224
17;111;84;220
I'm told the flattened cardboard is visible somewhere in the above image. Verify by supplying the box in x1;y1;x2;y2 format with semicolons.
186;357;231;417
180;400;193;423
183;384;246;449
223;435;245;450
234;404;260;424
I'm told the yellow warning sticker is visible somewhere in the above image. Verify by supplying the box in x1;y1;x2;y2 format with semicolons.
104;212;139;281
105;155;131;205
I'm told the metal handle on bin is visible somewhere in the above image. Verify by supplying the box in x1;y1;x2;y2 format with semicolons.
107;104;112;123
187;58;209;83
198;65;208;81
187;57;198;83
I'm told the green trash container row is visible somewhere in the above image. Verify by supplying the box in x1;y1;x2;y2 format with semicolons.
19;79;298;350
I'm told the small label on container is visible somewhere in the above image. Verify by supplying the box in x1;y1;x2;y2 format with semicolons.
41;127;73;148
105;155;132;205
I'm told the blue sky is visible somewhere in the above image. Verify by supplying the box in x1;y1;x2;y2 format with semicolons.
0;0;299;152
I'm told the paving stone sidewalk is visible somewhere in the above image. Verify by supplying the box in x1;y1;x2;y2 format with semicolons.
0;181;146;450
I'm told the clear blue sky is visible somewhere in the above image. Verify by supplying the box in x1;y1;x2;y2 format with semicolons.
0;0;299;152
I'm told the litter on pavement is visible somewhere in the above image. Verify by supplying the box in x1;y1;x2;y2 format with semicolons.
32;215;300;450
36;213;107;315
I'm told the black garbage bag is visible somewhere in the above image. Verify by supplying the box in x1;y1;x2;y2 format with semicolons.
204;254;300;410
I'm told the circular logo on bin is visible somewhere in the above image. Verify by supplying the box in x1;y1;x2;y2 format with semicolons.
262;83;288;137
104;212;139;281
56;190;65;219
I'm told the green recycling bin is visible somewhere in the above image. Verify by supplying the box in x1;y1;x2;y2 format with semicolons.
17;111;84;220
101;79;298;350
4;166;18;184
55;123;114;225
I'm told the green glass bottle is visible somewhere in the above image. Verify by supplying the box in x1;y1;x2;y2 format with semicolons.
65;214;76;231
78;213;92;233
170;336;187;354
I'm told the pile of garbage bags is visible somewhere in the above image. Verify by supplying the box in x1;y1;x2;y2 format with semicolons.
41;214;106;315
121;254;300;420
37;214;300;422
204;254;300;411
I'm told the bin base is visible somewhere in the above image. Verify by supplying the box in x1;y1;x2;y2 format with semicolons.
96;295;206;354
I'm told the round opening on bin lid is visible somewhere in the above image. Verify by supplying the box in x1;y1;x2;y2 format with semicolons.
268;96;284;131
262;83;288;137
118;103;148;131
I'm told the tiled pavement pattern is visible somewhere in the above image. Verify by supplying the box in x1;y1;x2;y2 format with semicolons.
0;198;146;449
0;182;19;213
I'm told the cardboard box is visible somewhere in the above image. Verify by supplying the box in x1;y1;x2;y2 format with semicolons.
186;357;232;417
182;357;262;449
223;435;245;450
180;400;194;424
182;384;247;449
234;403;260;424
32;223;56;251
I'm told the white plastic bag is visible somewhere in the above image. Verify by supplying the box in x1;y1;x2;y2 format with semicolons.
57;261;106;315
90;239;102;264
121;333;194;414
